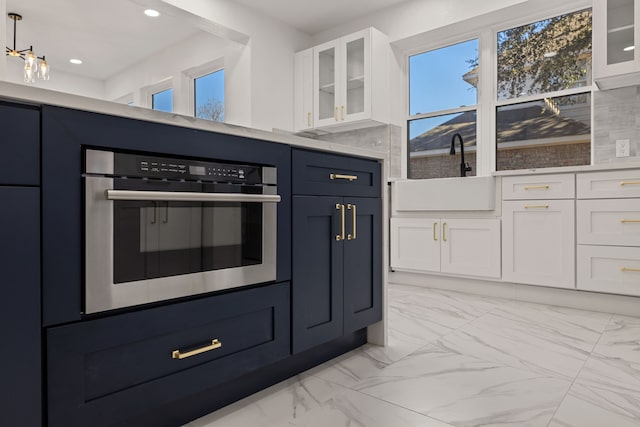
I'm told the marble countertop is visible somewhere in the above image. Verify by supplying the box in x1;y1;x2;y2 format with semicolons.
0;82;386;162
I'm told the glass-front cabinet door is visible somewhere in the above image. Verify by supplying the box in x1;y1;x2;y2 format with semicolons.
314;40;340;127
343;30;370;123
594;0;640;87
313;29;372;127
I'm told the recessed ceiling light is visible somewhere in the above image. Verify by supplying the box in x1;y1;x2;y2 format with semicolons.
69;58;82;65
144;9;160;17
624;45;635;51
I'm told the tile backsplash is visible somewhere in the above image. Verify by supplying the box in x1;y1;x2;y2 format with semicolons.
312;124;403;179
593;85;640;164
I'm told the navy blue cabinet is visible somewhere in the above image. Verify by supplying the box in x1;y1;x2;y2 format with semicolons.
292;149;382;354
47;282;290;427
0;102;40;185
0;187;41;427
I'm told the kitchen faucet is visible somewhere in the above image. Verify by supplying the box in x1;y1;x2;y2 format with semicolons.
450;133;472;177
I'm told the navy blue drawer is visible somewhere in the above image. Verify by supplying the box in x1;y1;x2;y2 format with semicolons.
0;102;39;185
292;149;381;197
47;282;290;427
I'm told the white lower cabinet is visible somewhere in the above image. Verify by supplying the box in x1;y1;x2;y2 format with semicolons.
576;169;640;295
502;200;575;288
390;217;500;279
578;246;640;296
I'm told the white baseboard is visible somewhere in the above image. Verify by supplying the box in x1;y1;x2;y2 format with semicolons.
389;271;640;317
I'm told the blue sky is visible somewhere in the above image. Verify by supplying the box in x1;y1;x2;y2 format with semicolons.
195;69;225;119
409;39;478;139
152;88;173;113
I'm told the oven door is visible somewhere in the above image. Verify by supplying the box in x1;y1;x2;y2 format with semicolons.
85;177;279;314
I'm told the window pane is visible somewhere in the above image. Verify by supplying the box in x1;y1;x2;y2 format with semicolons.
152;88;173;112
195;69;224;122
408;111;477;179
409;39;478;115
497;9;592;100
496;93;591;170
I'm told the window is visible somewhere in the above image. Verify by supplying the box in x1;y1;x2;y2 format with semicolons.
194;69;224;122
496;8;592;170
152;88;173;113
408;39;478;179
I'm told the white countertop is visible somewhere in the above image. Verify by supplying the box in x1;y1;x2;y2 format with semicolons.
0;81;386;162
493;161;640;176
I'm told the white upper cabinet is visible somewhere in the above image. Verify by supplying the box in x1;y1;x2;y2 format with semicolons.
294;48;314;132
295;28;389;132
594;0;640;89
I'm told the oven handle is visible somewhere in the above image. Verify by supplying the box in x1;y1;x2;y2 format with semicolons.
105;190;281;203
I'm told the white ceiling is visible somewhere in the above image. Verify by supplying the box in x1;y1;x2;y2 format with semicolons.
229;0;410;34
5;0;410;81
5;0;201;80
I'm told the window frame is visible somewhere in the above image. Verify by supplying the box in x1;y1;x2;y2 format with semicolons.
183;58;225;121
406;35;482;179
493;7;594;170
404;4;594;179
141;78;174;112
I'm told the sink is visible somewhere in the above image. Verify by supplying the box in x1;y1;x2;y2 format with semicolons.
392;176;496;211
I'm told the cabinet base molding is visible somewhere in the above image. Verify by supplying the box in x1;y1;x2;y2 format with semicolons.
389;271;640;317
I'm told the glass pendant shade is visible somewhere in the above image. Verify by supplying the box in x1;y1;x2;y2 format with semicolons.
39;58;50;80
25;49;37;68
24;61;35;83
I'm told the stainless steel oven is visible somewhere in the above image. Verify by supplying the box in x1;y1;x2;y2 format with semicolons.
84;149;279;314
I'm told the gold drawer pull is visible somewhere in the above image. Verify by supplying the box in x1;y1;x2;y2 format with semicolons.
621;219;640;223
621;267;640;273
433;222;438;241
620;181;640;186
524;185;550;190
442;222;447;242
172;339;222;360
330;173;358;181
307;112;311;127
524;205;549;209
347;203;357;240
336;203;345;241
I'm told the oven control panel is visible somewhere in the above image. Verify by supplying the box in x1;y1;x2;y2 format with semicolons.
110;152;264;184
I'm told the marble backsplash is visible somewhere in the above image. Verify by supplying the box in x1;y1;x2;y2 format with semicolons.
593;85;640;164
311;124;403;179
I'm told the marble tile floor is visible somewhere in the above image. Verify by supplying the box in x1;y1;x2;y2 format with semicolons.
185;283;640;427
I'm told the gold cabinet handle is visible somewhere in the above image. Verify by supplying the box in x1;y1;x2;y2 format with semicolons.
334;106;339;121
307;112;311;127
524;185;550;190
336;203;345;241
621;267;640;273
172;339;222;360
330;173;358;181
433;222;438;241
442;222;447;242
341;105;345;121
620;181;640;186
347;203;356;240
621;219;640;223
524;205;549;209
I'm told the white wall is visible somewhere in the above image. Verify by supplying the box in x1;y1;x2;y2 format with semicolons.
6;59;105;98
104;31;229;114
163;0;312;131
